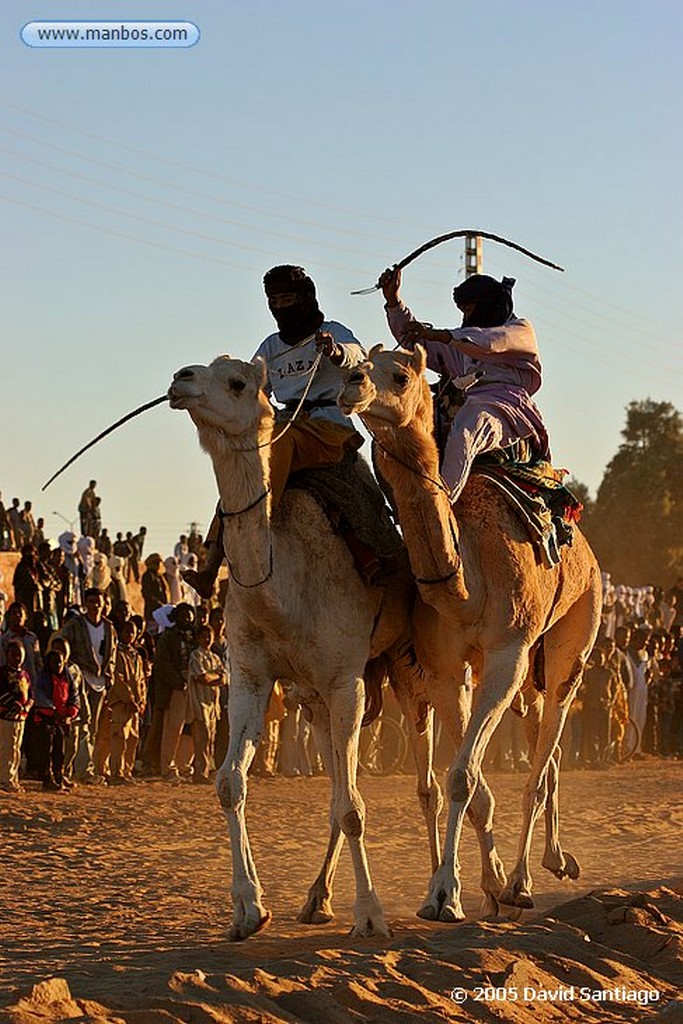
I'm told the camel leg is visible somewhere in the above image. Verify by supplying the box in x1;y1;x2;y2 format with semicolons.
399;703;443;874
421;647;528;923
467;768;510;918
519;693;579;886
420;663;509;921
298;702;343;924
500;589;599;908
388;650;443;874
499;713;578;908
215;675;273;942
329;679;391;939
541;745;580;880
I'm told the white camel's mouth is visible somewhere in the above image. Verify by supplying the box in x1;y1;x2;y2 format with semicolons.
167;382;200;409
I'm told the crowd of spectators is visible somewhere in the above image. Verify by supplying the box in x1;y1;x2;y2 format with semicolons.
487;574;682;773
1;485;681;795
0;493;45;553
0;483;323;794
583;573;683;763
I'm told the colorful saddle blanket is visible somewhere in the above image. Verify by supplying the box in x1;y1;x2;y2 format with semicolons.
472;441;583;568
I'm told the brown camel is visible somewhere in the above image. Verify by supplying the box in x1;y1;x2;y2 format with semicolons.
338;344;602;920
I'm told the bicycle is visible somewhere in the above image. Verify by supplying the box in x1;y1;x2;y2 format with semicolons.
358;713;410;775
604;717;640;764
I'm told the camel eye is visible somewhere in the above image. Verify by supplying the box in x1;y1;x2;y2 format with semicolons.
393;371;409;388
229;379;246;393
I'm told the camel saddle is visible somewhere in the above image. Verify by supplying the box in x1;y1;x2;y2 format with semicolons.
288;451;405;579
471;441;583;569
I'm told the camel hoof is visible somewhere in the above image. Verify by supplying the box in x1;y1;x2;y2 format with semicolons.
298;906;335;925
349;920;393;939
499;887;534;909
542;851;581;881
481;893;500;918
563;853;581;880
505;907;524;922
228;909;272;942
439;904;466;923
417;898;465;923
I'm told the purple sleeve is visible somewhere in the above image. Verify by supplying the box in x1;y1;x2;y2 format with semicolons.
385;301;415;344
386;301;466;375
422;339;467;377
448;319;538;357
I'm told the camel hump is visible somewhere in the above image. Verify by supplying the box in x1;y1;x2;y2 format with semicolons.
288;452;404;561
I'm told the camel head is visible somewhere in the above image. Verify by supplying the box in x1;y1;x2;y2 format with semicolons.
338;344;432;429
168;356;274;451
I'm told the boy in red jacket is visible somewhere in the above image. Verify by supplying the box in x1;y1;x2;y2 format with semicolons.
33;649;80;791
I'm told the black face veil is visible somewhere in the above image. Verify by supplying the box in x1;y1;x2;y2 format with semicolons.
453;274;515;328
263;265;325;344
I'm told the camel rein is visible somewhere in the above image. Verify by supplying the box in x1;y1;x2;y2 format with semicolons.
217;348;329;586
248;347;324;452
367;423;452;498
226;544;274;590
365;424;461;586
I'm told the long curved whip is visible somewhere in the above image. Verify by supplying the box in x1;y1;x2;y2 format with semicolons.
42;395;168;491
351;229;564;294
42;339;330;491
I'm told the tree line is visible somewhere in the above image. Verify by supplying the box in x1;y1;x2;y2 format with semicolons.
569;400;682;586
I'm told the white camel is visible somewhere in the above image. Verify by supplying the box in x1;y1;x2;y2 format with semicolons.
168;354;449;940
338;344;602;920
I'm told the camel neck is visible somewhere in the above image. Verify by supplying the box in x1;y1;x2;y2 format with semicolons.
371;424;469;611
209;433;274;592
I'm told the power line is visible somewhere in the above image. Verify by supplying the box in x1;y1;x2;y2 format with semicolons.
0;149;392;264
3;115;675;359
0;120;410;245
0;98;428;231
0;191;262;271
485;251;680;356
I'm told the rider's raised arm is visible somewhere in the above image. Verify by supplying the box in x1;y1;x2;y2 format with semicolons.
384;299;418;346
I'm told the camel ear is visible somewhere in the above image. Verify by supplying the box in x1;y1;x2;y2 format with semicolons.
369;343;385;358
410;344;427;375
252;355;268;390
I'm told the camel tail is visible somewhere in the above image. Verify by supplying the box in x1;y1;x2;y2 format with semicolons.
533;639;546;693
362;655;388;727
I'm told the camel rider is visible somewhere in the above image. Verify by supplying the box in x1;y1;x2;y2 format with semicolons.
378;266;551;503
184;265;369;599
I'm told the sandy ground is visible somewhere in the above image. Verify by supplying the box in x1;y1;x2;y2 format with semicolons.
1;758;681;1023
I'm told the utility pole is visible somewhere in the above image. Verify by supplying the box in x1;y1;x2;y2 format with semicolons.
465;233;482;278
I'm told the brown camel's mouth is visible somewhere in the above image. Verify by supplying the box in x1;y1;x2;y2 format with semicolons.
337;379;376;417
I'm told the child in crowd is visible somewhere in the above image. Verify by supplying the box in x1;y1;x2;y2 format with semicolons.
33;649;80;791
0;640;33;792
45;635;88;788
106;619;147;785
186;624;227;783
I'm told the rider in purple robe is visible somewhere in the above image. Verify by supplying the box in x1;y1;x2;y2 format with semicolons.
379;267;550;503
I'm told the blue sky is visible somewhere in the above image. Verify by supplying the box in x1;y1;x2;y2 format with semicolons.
1;1;681;557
